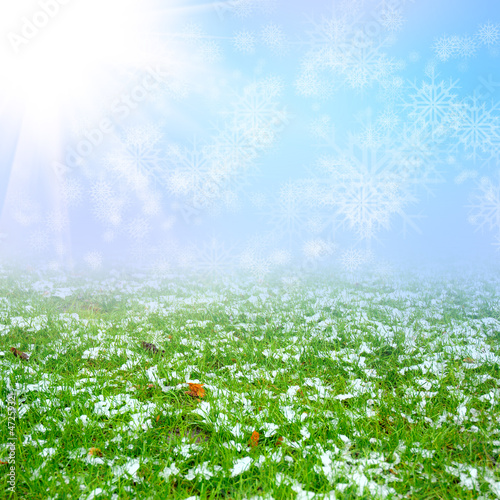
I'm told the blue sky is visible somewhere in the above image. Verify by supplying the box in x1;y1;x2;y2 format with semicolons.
0;0;499;273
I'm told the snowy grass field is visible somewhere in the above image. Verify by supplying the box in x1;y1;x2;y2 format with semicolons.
1;265;500;499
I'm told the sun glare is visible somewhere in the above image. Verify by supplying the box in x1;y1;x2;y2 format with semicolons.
0;0;148;120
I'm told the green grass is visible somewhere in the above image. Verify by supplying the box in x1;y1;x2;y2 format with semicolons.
1;265;500;499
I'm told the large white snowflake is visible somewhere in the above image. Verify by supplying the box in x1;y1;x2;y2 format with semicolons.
104;125;164;189
341;37;397;91
319;136;422;241
164;79;288;218
302;13;352;53
451;95;500;163
296;10;399;97
333;169;402;241
224;79;288;149
404;68;463;137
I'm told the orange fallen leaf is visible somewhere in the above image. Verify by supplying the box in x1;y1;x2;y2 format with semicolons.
156;415;161;422
186;383;205;398
276;436;284;447
249;431;259;448
0;460;8;465
147;384;155;389
10;348;29;360
88;447;103;457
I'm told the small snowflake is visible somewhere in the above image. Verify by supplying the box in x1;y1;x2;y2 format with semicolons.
433;35;459;61
380;7;405;32
181;22;204;43
457;36;478;59
198;40;223;63
310;115;335;143
377;109;400;133
260;76;284;98
477;21;500;47
61;179;83;207
340;248;365;272
260;23;288;55
230;0;256;19
233;30;256;54
409;51;420;62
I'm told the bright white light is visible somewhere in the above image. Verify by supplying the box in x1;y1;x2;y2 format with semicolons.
0;0;146;120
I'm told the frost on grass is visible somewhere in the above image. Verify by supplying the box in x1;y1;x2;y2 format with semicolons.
1;265;500;498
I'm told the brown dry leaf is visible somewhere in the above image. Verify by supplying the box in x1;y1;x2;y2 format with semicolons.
249;431;259;448
10;348;29;361
276;436;284;447
156;415;161;422
88;447;103;457
141;341;165;356
186;383;205;398
463;357;475;364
